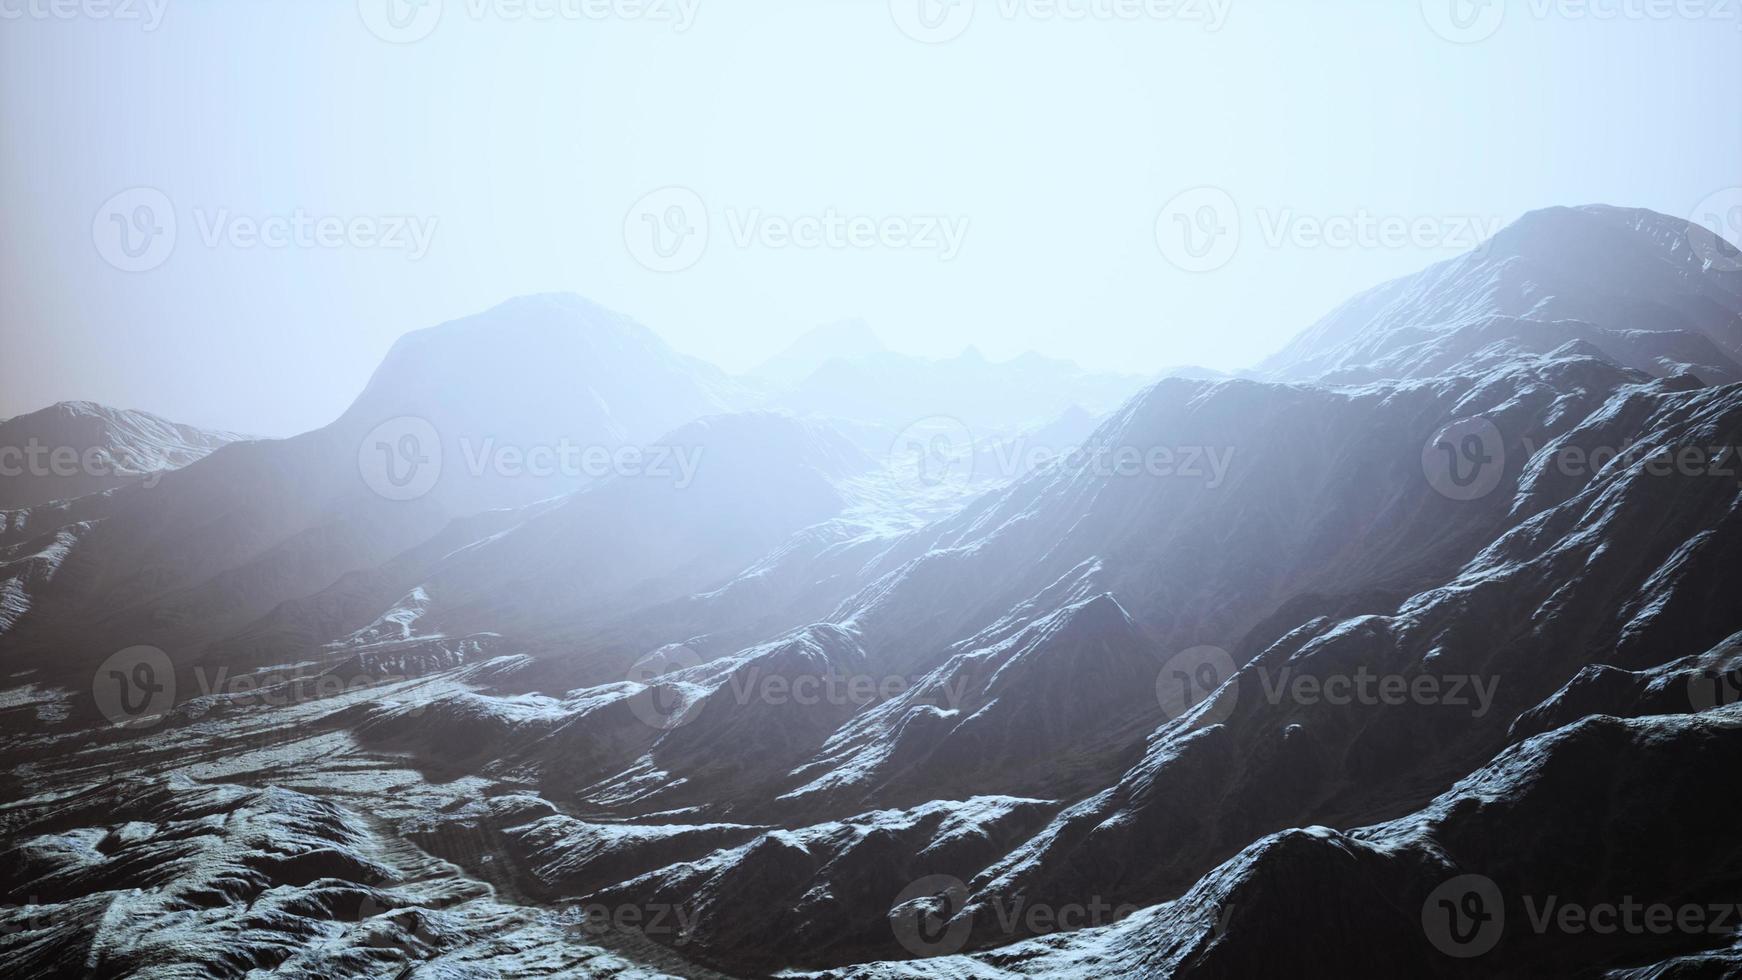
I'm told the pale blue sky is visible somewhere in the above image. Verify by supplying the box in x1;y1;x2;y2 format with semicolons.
3;0;1739;435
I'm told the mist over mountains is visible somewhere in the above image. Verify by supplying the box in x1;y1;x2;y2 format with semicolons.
3;206;1741;978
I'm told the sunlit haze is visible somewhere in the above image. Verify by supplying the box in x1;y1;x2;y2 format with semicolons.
4;1;1739;434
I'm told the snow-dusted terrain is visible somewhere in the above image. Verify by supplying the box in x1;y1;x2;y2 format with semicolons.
4;206;1741;978
0;402;242;510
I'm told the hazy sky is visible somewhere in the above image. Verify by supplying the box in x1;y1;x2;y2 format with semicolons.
3;0;1739;435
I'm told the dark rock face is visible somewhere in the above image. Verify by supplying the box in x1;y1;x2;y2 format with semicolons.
4;209;1742;978
793;705;1742;980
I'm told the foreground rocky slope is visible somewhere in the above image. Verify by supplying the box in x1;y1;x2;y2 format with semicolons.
816;697;1742;979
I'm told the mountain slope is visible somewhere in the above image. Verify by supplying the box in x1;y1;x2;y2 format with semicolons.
5;205;1742;979
949;368;1742;952
0;295;744;696
1263;205;1742;384
771;347;1150;433
0;401;241;509
814;701;1742;979
751;318;887;388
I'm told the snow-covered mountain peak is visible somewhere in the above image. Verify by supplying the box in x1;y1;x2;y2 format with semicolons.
1262;204;1742;385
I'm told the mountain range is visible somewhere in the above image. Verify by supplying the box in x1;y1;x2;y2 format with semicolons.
2;204;1740;979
